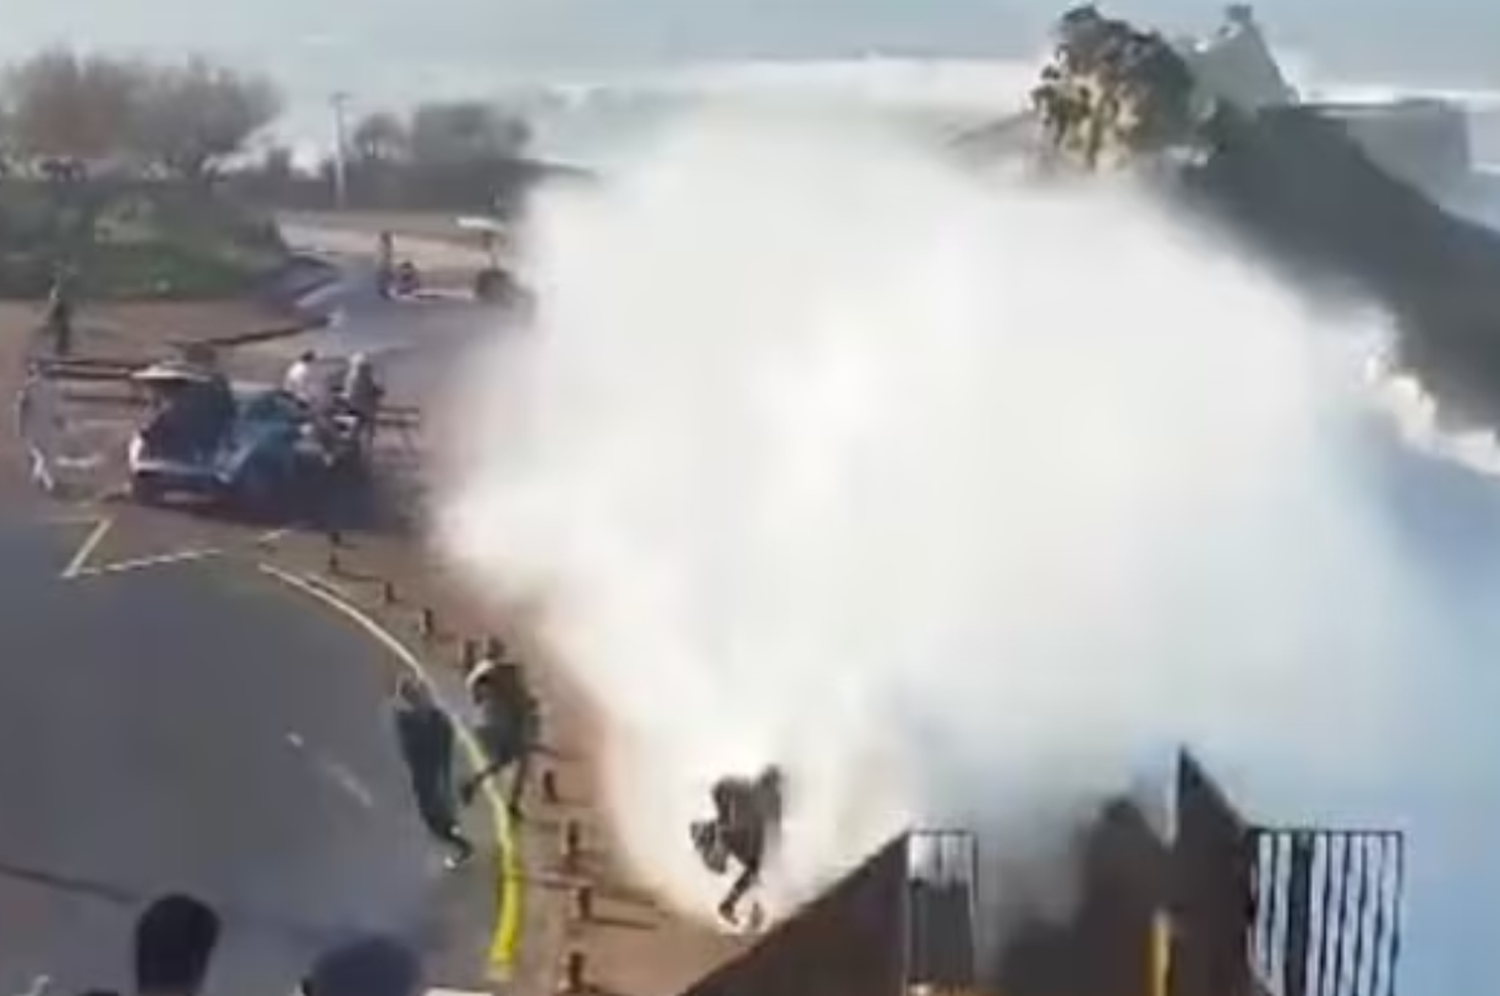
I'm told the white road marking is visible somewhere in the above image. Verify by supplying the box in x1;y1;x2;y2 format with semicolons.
255;527;294;546
60;516;112;579
257;562;523;977
284;731;376;810
67;547;221;580
53;453;104;470
320;759;376;809
14;975;51;996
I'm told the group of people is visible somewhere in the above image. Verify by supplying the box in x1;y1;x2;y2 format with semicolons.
1029;4;1197;166
390;646;540;871
281;349;386;456
40;892;429;996
391;631;785;931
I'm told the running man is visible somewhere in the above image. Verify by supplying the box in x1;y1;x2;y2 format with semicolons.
390;677;473;869
691;766;784;927
458;657;539;819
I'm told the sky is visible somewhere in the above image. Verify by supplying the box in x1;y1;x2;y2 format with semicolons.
4;0;1499;88
6;0;1498;164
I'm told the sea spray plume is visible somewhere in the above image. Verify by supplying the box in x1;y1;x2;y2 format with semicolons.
433;108;1430;939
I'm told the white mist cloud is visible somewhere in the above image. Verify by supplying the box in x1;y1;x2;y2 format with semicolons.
432;108;1482;978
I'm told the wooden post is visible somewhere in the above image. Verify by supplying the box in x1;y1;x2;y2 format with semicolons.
572;884;594;923
560;820;583;870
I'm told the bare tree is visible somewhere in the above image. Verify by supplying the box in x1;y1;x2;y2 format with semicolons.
5;49;145;164
131;57;282;178
351;110;408;164
408;100;529;166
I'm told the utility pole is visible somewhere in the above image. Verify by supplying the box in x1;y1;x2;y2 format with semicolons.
331;91;351;210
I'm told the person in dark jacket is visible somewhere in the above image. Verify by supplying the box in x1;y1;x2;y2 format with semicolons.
690;766;784;926
458;658;539;819
391;676;473;869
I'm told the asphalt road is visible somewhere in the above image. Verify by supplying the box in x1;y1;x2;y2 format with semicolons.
0;511;495;995
273;228;515;407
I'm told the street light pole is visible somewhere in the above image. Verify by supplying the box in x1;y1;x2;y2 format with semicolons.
331;91;351;210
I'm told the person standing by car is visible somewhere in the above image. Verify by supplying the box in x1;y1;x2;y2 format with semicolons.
44;265;75;358
14;364;60;494
376;231;396;300
341;352;384;452
391;676;473;869
283;350;318;404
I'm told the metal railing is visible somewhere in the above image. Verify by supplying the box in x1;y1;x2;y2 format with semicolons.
907;829;980;991
1249;828;1405;996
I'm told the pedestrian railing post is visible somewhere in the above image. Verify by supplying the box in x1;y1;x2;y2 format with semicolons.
572;884;594;923
560;819;583;871
558;949;587;994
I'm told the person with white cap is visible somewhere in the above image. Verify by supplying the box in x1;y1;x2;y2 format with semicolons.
340;352;384;452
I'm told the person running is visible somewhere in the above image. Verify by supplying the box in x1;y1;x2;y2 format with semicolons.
391;677;473;869
690;766;784;927
458;657;539;819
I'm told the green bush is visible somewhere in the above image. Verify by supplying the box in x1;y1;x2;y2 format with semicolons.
0;179;287;300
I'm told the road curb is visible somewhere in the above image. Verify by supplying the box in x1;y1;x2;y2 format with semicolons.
256;562;523;982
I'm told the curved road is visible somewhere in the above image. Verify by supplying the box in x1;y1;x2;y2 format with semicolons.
0;511;493;994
